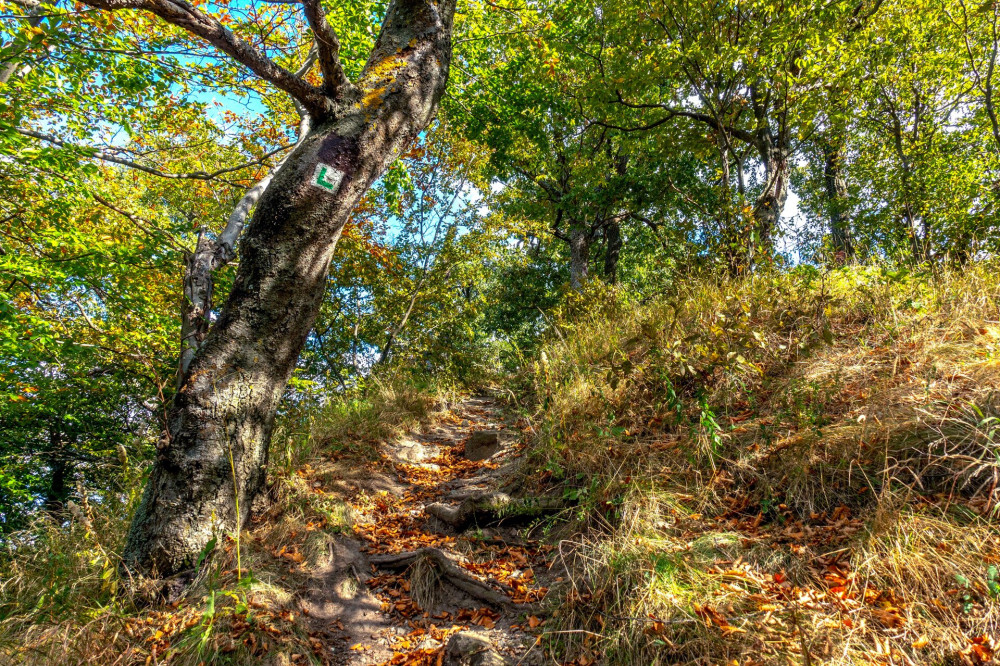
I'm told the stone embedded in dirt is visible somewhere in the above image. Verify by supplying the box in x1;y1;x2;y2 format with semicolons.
418;637;441;651
465;430;502;461
391;438;440;465
443;631;508;666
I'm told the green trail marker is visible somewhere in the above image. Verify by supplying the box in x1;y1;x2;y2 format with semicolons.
312;163;344;193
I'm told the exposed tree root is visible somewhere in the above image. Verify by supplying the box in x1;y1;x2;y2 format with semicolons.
424;492;565;529
369;547;519;609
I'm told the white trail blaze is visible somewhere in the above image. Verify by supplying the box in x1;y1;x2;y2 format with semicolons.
312;163;345;192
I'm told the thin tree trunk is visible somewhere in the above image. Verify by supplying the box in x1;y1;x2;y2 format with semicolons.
122;0;457;579
603;219;621;284
568;224;590;290
377;285;421;366
887;110;928;263
821;138;853;260
351;286;361;375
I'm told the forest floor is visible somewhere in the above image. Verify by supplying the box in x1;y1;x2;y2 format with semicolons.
5;268;999;666
279;395;551;666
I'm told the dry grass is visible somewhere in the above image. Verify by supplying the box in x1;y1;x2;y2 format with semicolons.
4;265;1000;666
0;375;453;665
528;264;1000;665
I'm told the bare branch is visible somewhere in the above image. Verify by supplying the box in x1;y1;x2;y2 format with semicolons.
15;128;291;181
293;41;318;78
302;0;352;98
612;91;759;146
78;0;331;114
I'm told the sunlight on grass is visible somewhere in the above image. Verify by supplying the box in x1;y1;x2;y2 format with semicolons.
528;264;1000;665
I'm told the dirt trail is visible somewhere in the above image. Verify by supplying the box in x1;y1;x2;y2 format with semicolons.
296;396;552;666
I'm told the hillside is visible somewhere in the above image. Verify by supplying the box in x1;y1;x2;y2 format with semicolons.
5;0;1000;662
1;265;997;665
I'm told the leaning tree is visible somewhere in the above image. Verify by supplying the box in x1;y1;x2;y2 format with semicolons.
64;0;457;579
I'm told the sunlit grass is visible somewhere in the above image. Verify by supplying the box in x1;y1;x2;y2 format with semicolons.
529;263;1000;665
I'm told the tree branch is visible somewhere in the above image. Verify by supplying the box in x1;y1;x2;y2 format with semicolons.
214;112;312;265
78;0;331;114
15;128;291;181
302;0;352;98
0;0;45;83
612;91;758;146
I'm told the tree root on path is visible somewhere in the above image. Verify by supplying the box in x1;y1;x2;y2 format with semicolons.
369;547;520;609
424;492;565;530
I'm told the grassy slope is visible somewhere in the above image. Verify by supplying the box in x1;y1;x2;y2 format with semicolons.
525;264;1000;665
2;265;998;666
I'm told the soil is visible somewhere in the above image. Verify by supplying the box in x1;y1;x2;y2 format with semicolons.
292;396;553;666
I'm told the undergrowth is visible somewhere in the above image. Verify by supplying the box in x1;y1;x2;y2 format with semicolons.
526;264;1000;665
0;375;452;665
4;264;1000;666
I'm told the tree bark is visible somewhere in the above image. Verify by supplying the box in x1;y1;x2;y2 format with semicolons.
603;218;621;284
568;224;590;290
177;68;315;388
0;0;44;84
122;0;457;578
821;138;853;260
177;230;216;387
44;424;72;516
751;143;790;266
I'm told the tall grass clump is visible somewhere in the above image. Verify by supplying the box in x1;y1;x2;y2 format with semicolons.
273;372;455;473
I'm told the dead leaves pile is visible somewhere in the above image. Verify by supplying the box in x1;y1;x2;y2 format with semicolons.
354;490;455;554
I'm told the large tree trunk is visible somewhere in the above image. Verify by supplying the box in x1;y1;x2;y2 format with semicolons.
821;138;853;260
568;224;590;290
122;0;456;579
